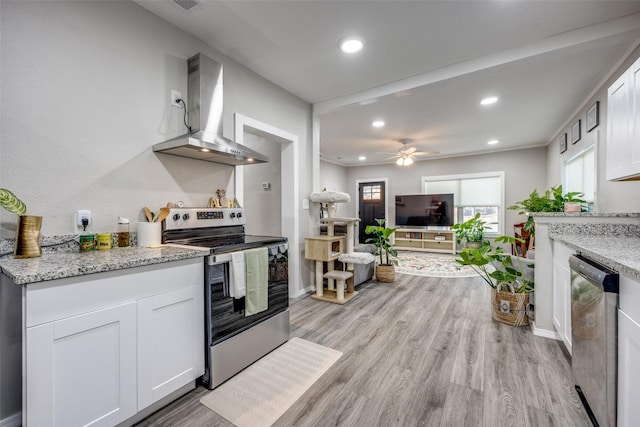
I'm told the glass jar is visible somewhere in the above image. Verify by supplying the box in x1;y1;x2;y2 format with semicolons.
117;217;130;247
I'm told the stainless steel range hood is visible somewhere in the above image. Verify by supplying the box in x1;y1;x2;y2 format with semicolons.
153;53;269;166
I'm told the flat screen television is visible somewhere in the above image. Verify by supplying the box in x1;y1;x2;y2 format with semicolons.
395;193;454;227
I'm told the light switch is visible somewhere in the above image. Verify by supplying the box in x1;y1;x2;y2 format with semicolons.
303;198;310;210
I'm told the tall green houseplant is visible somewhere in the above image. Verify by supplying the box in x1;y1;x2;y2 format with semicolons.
450;213;487;247
365;218;397;265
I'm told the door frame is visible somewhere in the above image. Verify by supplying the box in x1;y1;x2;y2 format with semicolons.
234;113;301;298
355;177;389;243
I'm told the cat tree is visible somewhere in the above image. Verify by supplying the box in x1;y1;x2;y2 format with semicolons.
305;191;374;304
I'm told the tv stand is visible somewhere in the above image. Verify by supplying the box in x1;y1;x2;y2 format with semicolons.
394;229;456;254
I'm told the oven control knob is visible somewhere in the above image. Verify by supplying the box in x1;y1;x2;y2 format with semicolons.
236;212;242;218
182;213;190;221
230;212;236;219
173;214;180;221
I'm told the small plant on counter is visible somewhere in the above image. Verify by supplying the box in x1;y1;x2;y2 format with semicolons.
0;188;27;215
508;185;585;233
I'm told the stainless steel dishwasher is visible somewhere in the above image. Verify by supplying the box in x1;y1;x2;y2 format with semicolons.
570;254;619;427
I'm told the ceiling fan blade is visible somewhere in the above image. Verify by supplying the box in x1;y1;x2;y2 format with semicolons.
404;147;417;155
412;150;439;156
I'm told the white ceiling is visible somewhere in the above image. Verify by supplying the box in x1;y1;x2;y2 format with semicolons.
135;0;640;166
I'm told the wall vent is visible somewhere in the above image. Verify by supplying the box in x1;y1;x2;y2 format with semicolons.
173;0;200;12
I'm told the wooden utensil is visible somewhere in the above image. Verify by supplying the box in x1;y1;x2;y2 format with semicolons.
143;207;153;222
156;207;170;223
166;202;174;209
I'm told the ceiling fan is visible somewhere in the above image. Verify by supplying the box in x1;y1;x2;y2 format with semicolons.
380;139;439;166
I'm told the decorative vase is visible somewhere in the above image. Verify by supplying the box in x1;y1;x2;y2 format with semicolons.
465;241;482;249
491;287;530;327
14;215;42;258
376;264;395;282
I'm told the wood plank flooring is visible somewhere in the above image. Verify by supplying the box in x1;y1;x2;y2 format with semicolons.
137;273;591;426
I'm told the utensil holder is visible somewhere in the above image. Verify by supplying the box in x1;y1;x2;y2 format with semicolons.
14;215;42;258
137;222;161;247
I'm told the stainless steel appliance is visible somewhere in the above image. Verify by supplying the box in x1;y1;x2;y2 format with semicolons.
570;254;619;427
163;207;289;389
153;53;269;166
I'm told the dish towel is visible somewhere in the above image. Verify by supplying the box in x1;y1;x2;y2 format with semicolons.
230;251;246;299
244;247;268;316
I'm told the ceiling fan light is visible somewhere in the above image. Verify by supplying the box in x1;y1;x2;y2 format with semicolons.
396;158;404;166
404;157;414;166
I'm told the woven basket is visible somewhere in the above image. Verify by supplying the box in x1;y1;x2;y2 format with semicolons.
491;287;530;327
375;264;395;282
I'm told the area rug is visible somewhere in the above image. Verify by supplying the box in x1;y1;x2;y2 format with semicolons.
200;337;342;427
394;251;479;278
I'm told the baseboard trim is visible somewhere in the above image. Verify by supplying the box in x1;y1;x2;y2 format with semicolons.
0;412;22;427
531;322;561;340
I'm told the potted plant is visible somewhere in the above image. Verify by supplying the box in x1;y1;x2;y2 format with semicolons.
365;218;398;283
0;188;41;258
455;235;534;326
508;185;586;234
450;213;487;249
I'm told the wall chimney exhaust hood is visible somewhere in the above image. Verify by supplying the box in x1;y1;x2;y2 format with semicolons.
153;53;269;166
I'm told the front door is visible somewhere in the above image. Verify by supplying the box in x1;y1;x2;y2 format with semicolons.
358;181;386;243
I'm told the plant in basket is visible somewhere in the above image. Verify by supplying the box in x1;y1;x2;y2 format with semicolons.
450;213;488;249
455;235;534;326
365;218;398;283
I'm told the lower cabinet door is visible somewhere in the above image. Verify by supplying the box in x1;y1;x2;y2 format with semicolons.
137;285;204;410
618;309;640;427
26;302;137;427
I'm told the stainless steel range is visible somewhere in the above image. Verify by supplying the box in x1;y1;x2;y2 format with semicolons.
163;207;289;389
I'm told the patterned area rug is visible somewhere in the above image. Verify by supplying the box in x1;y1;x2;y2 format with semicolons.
200;337;342;427
395;251;479;278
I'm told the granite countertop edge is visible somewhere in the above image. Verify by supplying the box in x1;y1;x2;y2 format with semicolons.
549;233;640;281
532;212;640;218
0;245;210;285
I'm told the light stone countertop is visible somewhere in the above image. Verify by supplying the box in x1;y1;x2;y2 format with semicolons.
533;212;640;218
549;234;640;281
0;245;210;285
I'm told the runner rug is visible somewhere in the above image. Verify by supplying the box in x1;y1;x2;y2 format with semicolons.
200;337;342;427
395;251;478;278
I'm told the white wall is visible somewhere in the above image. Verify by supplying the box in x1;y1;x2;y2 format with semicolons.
242;133;282;236
344;147;548;233
0;1;312;241
546;44;640;212
318;160;350;216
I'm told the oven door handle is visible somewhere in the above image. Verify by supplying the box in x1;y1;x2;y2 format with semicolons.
209;253;233;264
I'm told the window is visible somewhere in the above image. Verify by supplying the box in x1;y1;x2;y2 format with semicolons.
564;146;595;202
362;184;381;202
422;172;505;234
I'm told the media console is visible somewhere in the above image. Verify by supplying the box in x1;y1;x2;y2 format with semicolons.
394;229;456;254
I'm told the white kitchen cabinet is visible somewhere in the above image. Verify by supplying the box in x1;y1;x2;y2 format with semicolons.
23;257;204;427
26;302;137;427
618;275;640;427
606;56;640;181
552;240;574;354
137;285;204;410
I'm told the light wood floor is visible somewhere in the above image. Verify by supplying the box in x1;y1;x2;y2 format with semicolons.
137;273;591;426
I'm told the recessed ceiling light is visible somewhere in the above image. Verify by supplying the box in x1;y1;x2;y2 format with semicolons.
340;37;364;54
480;96;498;106
372;120;385;128
358;156;366;161
487;139;499;145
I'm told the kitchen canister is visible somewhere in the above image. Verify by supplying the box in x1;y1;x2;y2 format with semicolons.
79;234;95;252
97;233;112;250
137;222;162;247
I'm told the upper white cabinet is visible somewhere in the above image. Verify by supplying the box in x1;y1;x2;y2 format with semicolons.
23;258;204;427
606;56;640;181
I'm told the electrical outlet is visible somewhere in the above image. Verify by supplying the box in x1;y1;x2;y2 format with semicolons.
171;90;182;108
76;210;91;229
